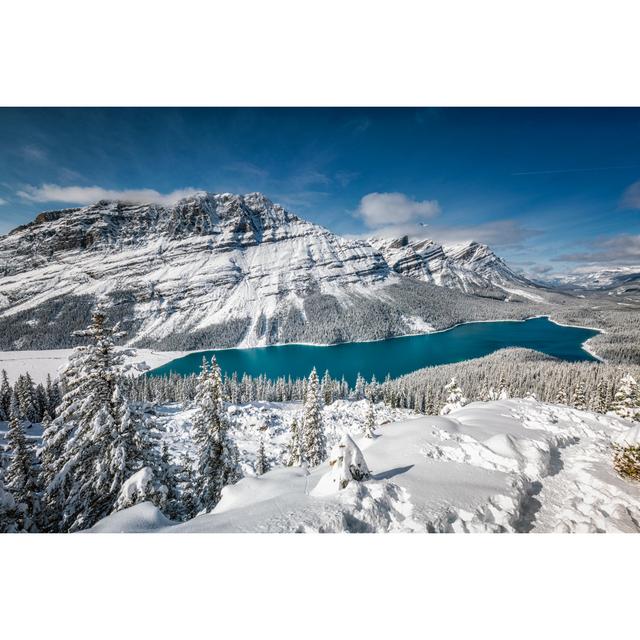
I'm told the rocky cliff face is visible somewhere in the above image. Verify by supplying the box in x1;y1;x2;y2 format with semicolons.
0;193;545;350
369;235;539;298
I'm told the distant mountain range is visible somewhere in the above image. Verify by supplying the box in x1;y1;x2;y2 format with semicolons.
0;192;562;350
548;266;640;295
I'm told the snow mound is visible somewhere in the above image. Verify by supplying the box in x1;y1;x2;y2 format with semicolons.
88;502;173;533
312;434;371;496
90;399;640;533
614;424;640;446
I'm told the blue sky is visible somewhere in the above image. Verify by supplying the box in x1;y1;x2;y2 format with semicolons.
1;107;639;276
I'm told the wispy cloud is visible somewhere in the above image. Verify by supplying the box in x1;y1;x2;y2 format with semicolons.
553;233;640;265
356;192;441;228
0;198;6;206
224;161;269;180
17;184;201;206
513;164;640;176
620;179;640;209
21;144;48;162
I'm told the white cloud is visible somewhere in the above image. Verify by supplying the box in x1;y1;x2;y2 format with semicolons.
0;198;6;206
17;184;201;206
621;180;640;209
357;192;441;228
553;234;640;265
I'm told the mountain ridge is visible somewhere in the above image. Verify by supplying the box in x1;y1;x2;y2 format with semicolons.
0;192;549;350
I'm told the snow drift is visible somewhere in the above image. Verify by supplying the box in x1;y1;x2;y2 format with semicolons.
91;399;640;533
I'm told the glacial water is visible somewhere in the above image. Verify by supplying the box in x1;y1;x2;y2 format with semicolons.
148;316;599;385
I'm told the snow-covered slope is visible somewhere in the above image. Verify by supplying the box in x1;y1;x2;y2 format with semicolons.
369;235;543;300
0;193;394;347
90;398;640;533
0;192;543;350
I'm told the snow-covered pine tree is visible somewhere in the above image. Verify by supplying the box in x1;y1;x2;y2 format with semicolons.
555;387;568;405
321;369;334;405
40;309;128;532
301;368;326;466
106;383;147;511
363;401;375;438
286;416;303;466
34;384;47;422
5;412;40;532
178;452;198;520
572;383;587;411
157;442;181;520
192;356;242;513
16;373;38;424
594;379;609;414
353;373;366;400
612;374;639;421
0;369;11;421
0;465;17;533
440;377;468;415
255;438;270;476
113;466;168;512
45;374;62;417
424;394;435;415
497;374;509;400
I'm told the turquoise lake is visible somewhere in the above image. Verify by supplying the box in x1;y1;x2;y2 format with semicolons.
148;317;599;385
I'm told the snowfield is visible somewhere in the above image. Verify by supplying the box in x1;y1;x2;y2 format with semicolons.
89;398;640;533
0;347;188;384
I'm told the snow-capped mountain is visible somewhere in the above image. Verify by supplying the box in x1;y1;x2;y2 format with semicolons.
369;235;542;300
0;192;544;350
551;266;640;294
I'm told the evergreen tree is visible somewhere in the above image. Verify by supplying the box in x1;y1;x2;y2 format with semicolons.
0;369;10;421
107;384;147;508
157;442;181;520
353;373;366;400
612;374;639;421
40;310;128;532
112;466;168;512
555;387;568;405
0;467;17;533
192;356;242;513
321;370;334;405
497;374;509;400
255;438;269;476
440;377;467;415
34;383;47;422
572;383;587;410
286;416;303;466
178;452;198;520
594;380;609;414
363;401;375;438
424;394;435;415
5;413;40;532
301;368;326;466
16;373;38;423
45;374;62;417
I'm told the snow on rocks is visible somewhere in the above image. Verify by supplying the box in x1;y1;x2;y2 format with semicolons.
311;434;371;496
113;467;167;512
614;424;640;446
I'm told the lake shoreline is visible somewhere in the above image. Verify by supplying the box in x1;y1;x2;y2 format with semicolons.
145;312;604;357
0;314;605;384
148;316;601;383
